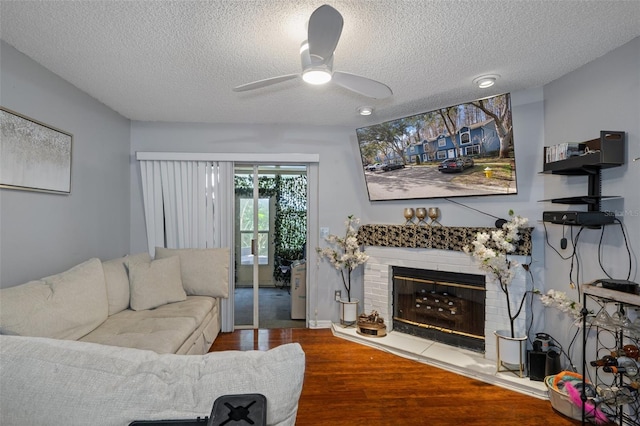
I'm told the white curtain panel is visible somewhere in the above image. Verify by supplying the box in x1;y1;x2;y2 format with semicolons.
158;160;214;249
211;162;235;332
139;160;166;256
139;160;234;252
210;161;234;250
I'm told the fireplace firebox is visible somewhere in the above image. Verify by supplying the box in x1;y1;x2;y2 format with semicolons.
392;266;486;352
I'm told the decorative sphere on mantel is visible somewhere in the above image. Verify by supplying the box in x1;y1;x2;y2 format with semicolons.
428;207;440;221
403;208;415;225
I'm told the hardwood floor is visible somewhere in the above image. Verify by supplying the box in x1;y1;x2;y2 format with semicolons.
210;328;583;425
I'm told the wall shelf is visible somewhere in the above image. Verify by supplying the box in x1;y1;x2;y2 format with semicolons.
540;195;622;205
541;130;625;215
542;131;625;175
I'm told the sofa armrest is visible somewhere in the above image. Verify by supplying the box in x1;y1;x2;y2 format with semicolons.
0;335;305;426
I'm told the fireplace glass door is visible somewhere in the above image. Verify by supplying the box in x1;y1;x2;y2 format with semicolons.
393;266;485;352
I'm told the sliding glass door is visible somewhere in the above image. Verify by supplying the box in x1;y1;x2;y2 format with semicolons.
233;164;308;329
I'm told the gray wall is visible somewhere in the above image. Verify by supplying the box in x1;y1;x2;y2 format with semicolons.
0;41;131;288
3;33;637;331
129;87;546;325
542;37;640;360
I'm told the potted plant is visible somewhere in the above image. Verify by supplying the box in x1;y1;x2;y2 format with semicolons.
465;210;530;369
317;215;369;325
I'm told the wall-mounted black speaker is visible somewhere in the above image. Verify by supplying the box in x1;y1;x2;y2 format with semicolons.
528;351;547;381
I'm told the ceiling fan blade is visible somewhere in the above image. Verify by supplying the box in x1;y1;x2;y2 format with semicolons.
332;71;393;99
233;74;299;92
307;5;343;61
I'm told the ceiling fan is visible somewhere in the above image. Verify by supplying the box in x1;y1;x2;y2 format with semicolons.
232;4;392;99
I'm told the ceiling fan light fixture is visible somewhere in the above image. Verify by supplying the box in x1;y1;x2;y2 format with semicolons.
302;68;332;85
358;106;373;116
233;6;391;98
300;41;332;85
473;74;499;89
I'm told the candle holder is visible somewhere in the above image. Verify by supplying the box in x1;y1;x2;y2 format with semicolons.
415;208;428;226
403;208;415;225
427;207;441;226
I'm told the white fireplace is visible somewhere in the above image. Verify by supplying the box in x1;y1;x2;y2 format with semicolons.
362;246;534;363
333;227;547;397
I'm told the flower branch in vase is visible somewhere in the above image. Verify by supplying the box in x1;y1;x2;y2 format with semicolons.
464;210;530;338
537;289;585;322
316;215;369;302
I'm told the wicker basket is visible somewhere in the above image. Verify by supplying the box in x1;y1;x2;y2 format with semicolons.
545;375;583;421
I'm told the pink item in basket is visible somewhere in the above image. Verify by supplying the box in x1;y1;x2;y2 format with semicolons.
564;381;609;424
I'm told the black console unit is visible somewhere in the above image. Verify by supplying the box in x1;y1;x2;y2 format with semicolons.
542;210;615;227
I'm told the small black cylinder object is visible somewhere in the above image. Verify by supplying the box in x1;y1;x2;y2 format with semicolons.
545;349;562;376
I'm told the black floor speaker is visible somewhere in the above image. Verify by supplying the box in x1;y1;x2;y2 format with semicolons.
528;351;547;381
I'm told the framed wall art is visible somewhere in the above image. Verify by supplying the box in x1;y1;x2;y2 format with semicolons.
0;107;72;194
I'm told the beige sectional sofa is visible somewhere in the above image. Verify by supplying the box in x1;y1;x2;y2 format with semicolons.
0;248;230;355
0;249;308;426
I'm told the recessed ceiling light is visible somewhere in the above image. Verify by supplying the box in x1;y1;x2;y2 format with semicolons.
473;74;500;89
358;106;373;116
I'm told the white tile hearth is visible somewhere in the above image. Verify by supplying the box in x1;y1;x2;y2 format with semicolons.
332;323;548;400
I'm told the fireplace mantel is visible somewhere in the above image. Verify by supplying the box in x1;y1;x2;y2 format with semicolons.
358;224;532;256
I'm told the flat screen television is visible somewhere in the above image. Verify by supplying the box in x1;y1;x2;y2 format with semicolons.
356;93;517;201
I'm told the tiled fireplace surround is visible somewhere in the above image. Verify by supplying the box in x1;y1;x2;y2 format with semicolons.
363;245;528;361
332;224;547;398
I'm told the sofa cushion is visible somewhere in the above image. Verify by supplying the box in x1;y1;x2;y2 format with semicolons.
127;255;187;311
81;316;197;354
102;253;150;315
0;258;108;340
154;247;230;298
0;335;305;426
80;296;216;354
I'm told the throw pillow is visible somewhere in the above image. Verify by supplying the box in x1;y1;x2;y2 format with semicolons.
126;256;186;311
154;247;229;298
102;253;152;315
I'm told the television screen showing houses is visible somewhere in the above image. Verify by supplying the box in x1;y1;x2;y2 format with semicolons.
356;93;517;201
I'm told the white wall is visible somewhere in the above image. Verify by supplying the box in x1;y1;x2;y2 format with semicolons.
129;87;547;324
0;41;131;288
541;37;640;367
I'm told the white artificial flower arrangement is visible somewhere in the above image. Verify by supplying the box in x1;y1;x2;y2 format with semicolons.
539;289;584;321
464;210;530;337
317;215;369;302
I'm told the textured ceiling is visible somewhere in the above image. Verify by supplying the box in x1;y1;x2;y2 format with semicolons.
1;1;639;128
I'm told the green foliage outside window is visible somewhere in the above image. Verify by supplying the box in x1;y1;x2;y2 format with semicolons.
235;173;307;282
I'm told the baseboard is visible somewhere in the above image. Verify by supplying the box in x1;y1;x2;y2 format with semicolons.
309;320;333;329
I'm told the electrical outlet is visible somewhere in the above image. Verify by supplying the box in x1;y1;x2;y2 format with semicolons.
321;227;330;238
334;290;341;301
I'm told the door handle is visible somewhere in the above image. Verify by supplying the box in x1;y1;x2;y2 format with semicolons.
251;239;256;256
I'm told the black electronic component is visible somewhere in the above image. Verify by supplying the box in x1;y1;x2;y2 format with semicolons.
594;278;639;295
560;237;567;249
542;210;615;226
